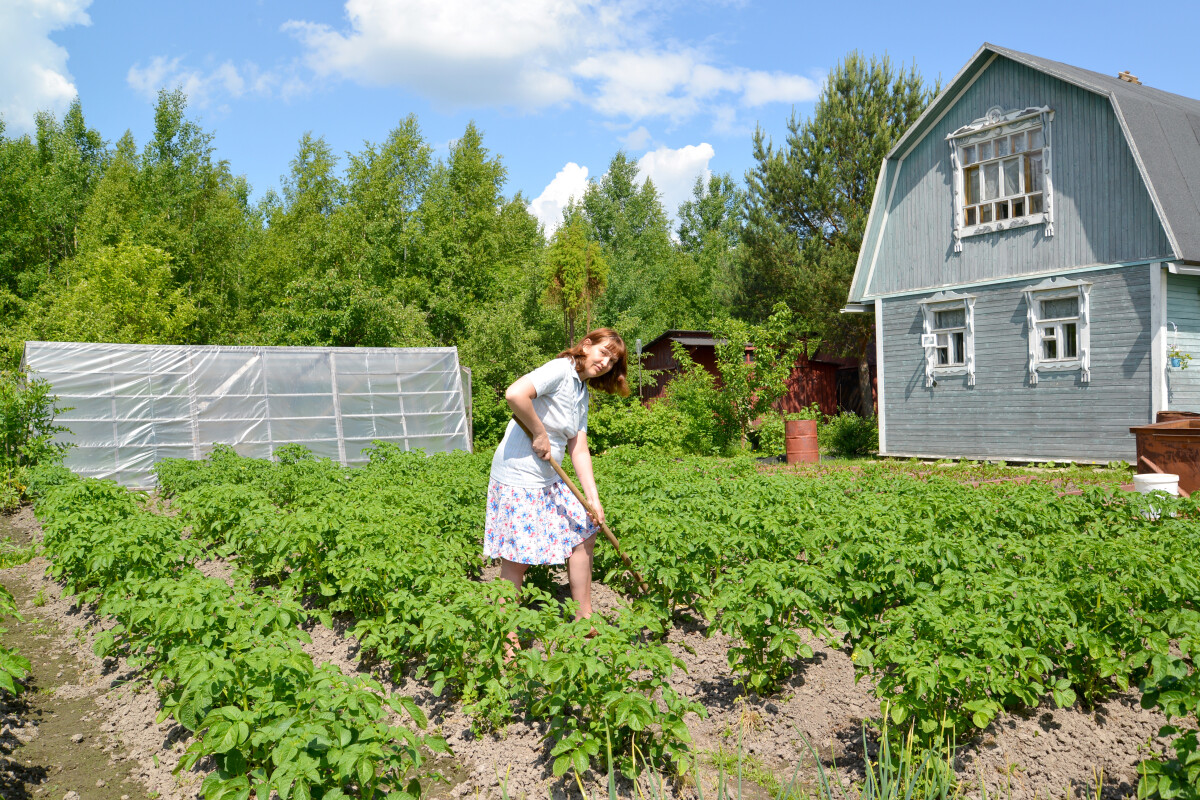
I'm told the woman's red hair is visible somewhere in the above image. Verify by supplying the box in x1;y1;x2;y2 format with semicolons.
559;328;630;397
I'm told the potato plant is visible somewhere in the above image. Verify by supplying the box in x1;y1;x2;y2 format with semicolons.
30;445;1200;796
0;585;30;697
35;473;446;800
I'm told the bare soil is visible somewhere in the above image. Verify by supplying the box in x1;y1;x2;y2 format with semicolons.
0;508;1181;800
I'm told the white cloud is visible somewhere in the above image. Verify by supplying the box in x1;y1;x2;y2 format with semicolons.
741;70;821;106
636;143;715;221
531;144;714;239
283;0;604;109
127;57;275;109
529;162;590;237
575;48;820;122
575;49;703;120
620;125;653;151
283;1;817;125
0;0;91;134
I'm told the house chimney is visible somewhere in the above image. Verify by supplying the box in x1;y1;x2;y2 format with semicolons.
1118;70;1141;85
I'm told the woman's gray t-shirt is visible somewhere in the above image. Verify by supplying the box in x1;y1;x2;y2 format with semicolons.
490;358;589;487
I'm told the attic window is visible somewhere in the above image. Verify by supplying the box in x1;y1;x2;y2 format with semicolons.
948;106;1055;251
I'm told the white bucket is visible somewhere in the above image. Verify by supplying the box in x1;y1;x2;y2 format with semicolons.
1133;473;1180;496
1133;473;1179;519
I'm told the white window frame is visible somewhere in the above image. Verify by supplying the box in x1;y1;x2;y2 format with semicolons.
948;105;1055;252
919;291;976;387
1022;277;1091;385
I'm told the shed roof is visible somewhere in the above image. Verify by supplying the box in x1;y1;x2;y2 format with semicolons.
642;330;724;350
641;329;856;365
890;43;1200;264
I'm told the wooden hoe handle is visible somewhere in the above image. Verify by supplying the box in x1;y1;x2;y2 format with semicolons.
511;416;650;594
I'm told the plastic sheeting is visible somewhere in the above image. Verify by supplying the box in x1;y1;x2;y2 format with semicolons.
21;342;472;488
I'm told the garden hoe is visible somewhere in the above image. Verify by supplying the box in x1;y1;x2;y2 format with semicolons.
512;416;650;594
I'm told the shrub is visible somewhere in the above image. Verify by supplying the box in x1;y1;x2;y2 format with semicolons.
754;413;785;457
587;397;690;454
823;411;879;456
470;385;511;449
665;346;739;455
1;371;71;509
1;371;71;471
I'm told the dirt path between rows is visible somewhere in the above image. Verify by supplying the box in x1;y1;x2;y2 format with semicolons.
0;508;205;800
0;506;1182;800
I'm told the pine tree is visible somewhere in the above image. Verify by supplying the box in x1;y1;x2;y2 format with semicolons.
742;52;934;415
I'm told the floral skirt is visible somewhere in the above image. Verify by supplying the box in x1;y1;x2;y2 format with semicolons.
483;479;598;565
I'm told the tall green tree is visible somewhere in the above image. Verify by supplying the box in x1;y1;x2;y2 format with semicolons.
711;304;803;446
0;101;107;301
135;89;253;340
579;152;679;341
338;115;433;287
259;270;431;348
241;133;342;327
31;102;108;280
412;122;541;342
0;121;42;301
542;216;609;346
78;132;140;252
742;52;934;414
26;242;198;345
677;172;745;322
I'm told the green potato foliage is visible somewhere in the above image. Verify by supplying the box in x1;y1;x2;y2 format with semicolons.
35;443;1200;794
0;585;30;697
35;469;446;799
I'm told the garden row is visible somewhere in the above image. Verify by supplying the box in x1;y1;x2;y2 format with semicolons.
591;453;1200;797
21;448;1200;798
29;464;447;800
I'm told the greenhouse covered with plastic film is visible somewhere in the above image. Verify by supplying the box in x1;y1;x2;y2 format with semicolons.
21;342;473;489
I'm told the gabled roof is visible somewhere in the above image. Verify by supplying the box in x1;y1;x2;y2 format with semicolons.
902;43;1200;262
851;43;1200;302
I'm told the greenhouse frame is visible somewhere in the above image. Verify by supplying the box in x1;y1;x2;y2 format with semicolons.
21;342;473;488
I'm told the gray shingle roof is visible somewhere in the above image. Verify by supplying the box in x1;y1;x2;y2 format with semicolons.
892;43;1200;263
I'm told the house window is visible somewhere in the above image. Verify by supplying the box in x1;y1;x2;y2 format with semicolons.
1022;279;1091;385
949;106;1055;251
1035;295;1079;362
920;293;976;387
933;307;967;366
960;127;1045;227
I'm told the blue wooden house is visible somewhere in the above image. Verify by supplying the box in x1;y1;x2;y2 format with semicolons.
843;43;1200;463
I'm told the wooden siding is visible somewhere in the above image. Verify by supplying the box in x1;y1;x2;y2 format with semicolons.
1166;273;1200;411
866;57;1173;298
881;265;1151;462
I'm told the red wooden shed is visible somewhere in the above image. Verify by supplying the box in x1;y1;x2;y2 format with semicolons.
633;329;876;415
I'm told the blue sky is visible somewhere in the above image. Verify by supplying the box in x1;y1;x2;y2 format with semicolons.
3;0;1198;235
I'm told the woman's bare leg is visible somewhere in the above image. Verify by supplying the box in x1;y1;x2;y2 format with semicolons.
498;559;528;660
567;534;597;620
499;558;528;594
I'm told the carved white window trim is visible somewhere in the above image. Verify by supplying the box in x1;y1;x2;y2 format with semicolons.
1022;277;1091;385
919;291;976;387
948;105;1055;252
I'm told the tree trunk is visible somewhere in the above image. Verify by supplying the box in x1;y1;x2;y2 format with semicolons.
857;357;872;417
857;334;873;417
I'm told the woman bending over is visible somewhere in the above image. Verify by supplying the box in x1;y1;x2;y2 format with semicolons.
484;328;630;620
